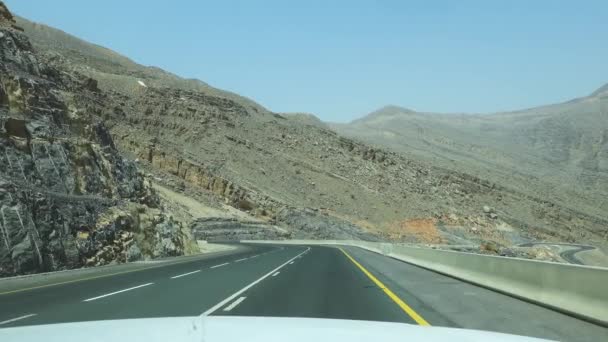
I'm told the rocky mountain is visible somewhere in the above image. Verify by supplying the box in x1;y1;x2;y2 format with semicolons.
0;3;197;277
3;1;608;272
332;89;608;207
13;16;266;116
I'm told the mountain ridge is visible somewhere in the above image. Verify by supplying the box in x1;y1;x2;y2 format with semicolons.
591;83;608;97
332;83;608;202
352;82;608;124
13;15;269;115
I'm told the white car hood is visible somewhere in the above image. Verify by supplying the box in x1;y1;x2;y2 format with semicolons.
0;316;550;342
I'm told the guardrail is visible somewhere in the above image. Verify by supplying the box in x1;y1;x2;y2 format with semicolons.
242;239;608;325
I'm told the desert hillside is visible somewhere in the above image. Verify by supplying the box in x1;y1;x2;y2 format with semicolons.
1;2;606;277
332;91;608;214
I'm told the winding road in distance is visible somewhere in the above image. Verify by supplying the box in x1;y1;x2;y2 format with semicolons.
518;242;597;265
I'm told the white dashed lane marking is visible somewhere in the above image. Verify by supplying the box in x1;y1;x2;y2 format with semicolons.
83;283;154;302
223;297;247;311
0;314;37;325
170;270;201;279
201;247;310;316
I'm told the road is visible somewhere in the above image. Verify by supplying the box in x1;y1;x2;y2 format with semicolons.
518;242;597;265
1;244;607;341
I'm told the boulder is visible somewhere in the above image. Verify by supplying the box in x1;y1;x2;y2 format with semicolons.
83;77;99;92
4;118;27;138
126;244;142;262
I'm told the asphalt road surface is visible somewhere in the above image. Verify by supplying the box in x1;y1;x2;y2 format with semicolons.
1;244;607;341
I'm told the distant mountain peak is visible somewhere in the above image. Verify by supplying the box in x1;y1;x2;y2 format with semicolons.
376;105;417;114
350;105;417;124
591;83;608;97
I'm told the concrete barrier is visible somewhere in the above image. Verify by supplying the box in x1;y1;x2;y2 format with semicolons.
242;240;608;325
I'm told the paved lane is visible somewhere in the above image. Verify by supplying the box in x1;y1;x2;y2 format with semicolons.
216;246;419;324
0;244;286;325
341;246;608;341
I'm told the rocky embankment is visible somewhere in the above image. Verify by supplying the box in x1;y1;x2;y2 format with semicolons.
0;3;196;277
191;218;289;241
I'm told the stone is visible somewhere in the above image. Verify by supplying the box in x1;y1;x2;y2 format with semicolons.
480;241;501;254
83;77;99;92
238;199;255;211
4;118;28;138
126;244;142;262
10;237;37;272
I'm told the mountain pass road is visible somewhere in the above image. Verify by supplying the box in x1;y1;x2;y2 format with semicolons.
1;244;606;341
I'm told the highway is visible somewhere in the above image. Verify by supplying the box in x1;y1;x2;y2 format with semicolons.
1;244;607;341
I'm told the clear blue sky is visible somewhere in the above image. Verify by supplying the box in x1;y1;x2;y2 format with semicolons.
6;0;608;122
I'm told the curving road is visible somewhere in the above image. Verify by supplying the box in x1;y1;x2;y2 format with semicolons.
518;242;596;265
0;244;606;341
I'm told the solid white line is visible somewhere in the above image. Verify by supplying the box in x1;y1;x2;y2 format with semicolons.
83;283;154;302
201;247;310;316
0;314;37;325
235;258;248;262
223;296;247;311
210;262;229;269
170;270;201;279
272;271;280;277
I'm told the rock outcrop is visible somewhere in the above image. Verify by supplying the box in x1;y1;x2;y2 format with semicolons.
0;3;196;277
190;218;290;241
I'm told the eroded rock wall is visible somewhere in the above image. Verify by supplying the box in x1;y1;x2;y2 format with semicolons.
0;4;195;276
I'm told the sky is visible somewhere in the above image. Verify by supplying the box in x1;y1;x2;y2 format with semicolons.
5;0;608;122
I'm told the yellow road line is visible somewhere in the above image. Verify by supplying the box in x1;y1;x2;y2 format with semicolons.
339;247;431;326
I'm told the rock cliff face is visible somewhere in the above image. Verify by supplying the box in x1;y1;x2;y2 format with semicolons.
0;4;195;277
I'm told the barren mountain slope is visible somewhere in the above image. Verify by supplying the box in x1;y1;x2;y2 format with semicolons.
14;16;267;115
332;91;608;209
12;13;608;264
